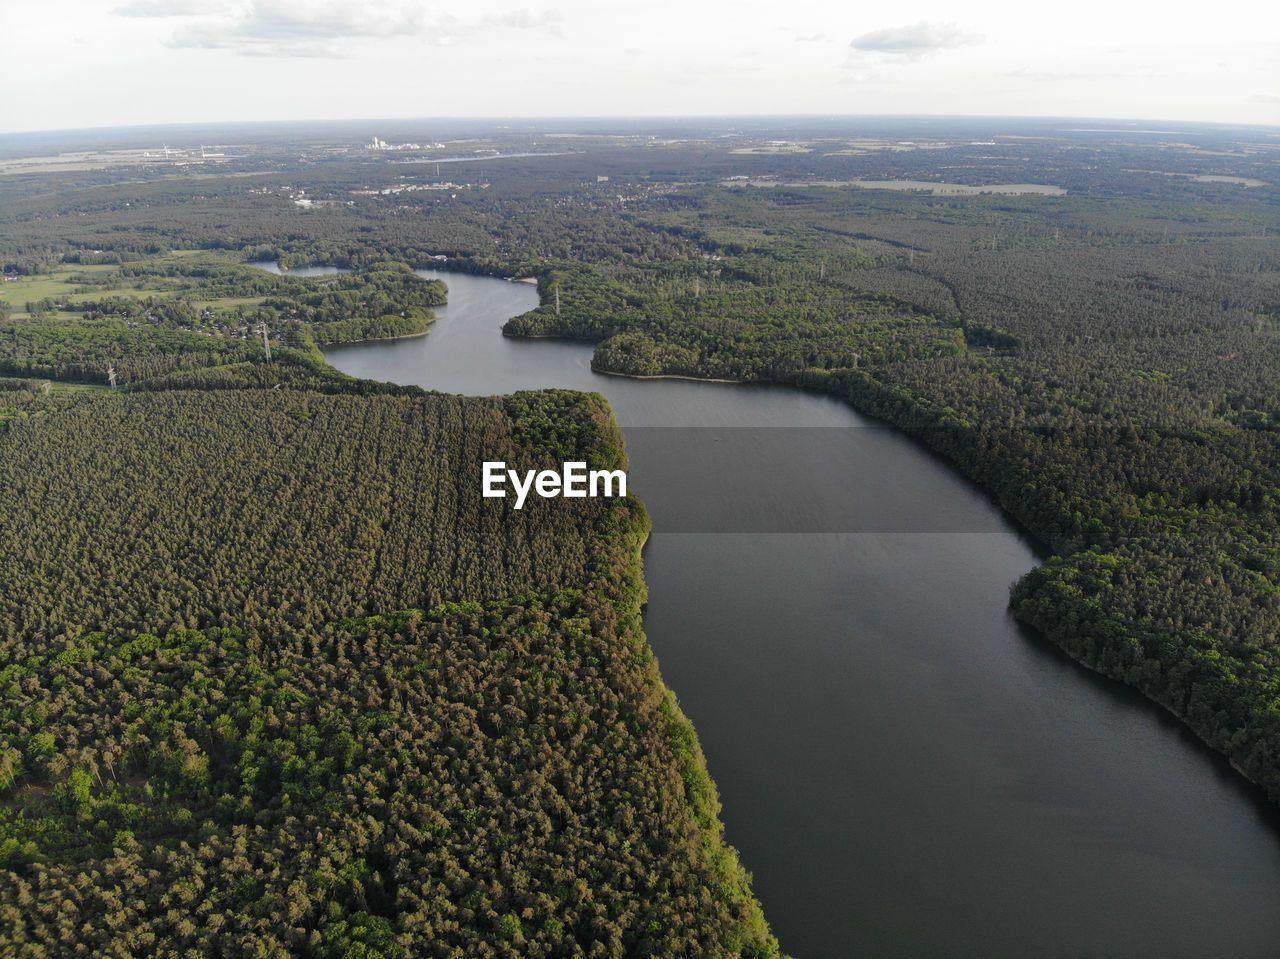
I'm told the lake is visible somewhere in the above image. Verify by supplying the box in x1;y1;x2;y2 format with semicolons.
248;260;348;278
326;270;1280;958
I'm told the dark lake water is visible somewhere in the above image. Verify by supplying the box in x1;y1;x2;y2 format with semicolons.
326;270;1280;958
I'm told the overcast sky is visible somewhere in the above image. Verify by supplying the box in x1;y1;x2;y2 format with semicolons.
3;0;1278;134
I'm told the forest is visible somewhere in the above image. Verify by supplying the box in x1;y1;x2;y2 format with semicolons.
0;388;779;955
0;254;446;386
0;117;1278;953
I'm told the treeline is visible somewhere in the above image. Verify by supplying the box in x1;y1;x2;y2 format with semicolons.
304;309;433;345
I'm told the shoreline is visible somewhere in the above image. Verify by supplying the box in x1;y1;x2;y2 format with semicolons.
582;349;1278;807
593;368;744;385
608;487;781;955
322;327;433;348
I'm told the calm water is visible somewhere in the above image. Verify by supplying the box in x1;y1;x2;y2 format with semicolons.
326;271;1280;958
248;260;348;278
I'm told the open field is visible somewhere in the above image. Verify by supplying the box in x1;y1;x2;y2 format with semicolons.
0;265;125;316
0;150;239;176
0;253;267;318
0;375;108;395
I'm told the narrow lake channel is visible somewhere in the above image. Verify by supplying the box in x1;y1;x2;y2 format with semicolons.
325;270;1280;958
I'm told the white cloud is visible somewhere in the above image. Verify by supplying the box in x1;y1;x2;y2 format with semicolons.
850;21;983;59
5;0;1276;132
159;1;561;57
113;0;215;16
237;1;429;40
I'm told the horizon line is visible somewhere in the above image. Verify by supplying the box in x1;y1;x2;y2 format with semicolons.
4;112;1280;139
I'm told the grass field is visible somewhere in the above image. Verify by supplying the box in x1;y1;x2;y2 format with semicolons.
1;252;261;319
0;375;109;395
0;377;110;395
1;264;124;317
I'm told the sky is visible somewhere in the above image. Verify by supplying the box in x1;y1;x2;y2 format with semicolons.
2;0;1278;134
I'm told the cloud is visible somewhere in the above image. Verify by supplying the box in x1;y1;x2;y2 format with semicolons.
849;21;983;59
1253;93;1280;104
255;5;412;39
222;1;433;43
114;0;213;15
794;33;826;43
159;1;561;56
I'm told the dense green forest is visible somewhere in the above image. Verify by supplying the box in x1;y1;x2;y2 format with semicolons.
1;117;1278;952
0;390;622;642
0;389;779;955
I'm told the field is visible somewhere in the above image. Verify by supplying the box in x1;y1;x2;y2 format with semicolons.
0;264;121;315
0;255;269;320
